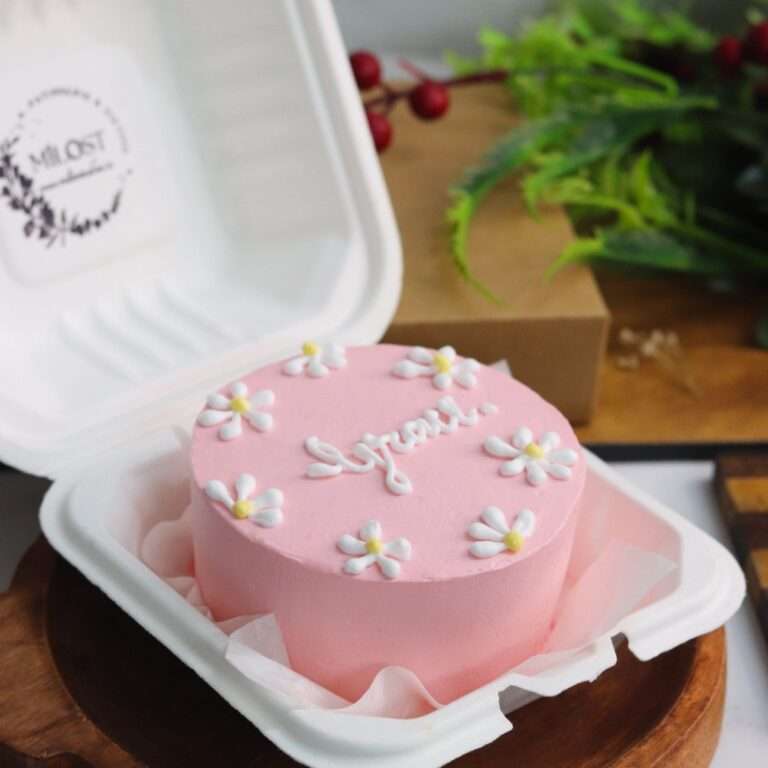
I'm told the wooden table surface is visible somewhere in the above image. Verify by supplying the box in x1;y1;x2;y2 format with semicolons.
579;272;768;447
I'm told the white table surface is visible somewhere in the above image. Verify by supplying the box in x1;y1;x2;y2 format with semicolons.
1;460;766;765
612;461;768;767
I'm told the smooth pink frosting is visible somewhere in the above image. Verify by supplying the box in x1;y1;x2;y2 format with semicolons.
190;344;585;701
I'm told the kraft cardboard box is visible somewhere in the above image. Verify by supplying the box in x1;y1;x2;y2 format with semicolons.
380;85;609;423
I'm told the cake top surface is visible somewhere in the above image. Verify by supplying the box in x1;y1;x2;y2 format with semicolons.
190;343;585;581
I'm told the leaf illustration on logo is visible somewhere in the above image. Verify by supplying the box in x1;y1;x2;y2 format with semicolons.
0;136;126;248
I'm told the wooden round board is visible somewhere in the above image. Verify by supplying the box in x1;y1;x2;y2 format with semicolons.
0;537;726;768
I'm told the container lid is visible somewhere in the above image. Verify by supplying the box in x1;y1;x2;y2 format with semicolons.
0;0;401;478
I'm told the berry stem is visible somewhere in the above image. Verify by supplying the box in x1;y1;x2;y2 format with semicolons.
450;70;510;86
364;86;410;113
364;62;508;112
397;57;432;81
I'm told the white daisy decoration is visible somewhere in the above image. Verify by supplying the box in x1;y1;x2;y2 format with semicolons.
205;473;284;528
392;345;479;390
484;427;578;486
282;341;347;378
468;506;536;558
197;382;274;441
337;520;412;579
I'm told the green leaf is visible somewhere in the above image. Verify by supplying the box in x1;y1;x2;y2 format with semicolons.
549;229;735;276
456;115;572;199
446;194;503;302
595;150;623;196
545;235;605;277
598;229;731;272
756;313;768;350
628;150;677;226
577;0;715;50
546;180;646;228
523;152;603;215
583;49;677;95
522;103;710;216
662;120;703;144
560;6;597;42
447;114;575;298
747;8;767;27
669;221;768;272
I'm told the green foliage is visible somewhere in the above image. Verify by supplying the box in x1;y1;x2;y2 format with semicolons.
757;313;768;349
547;229;735;276
448;115;574;301
445;0;768;298
575;0;715;50
447;8;679;118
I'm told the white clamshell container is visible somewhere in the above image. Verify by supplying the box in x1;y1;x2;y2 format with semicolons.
0;1;745;766
39;433;745;768
0;0;399;478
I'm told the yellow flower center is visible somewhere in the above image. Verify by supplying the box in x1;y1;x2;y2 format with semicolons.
366;538;383;555
232;499;253;519
503;531;524;553
229;396;251;414
433;352;452;374
525;442;545;459
302;341;320;357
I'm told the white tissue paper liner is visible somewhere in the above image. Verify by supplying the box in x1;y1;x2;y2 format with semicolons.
140;502;676;720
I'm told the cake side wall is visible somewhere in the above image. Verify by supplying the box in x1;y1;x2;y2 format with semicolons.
191;480;583;703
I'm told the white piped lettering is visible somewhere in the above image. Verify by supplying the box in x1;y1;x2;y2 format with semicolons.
305;397;497;495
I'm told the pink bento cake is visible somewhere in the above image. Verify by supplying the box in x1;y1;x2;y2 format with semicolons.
189;343;585;702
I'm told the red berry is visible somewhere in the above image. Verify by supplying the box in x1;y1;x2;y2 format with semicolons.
714;36;743;77
408;81;450;120
744;21;768;65
350;50;381;91
366;111;392;153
